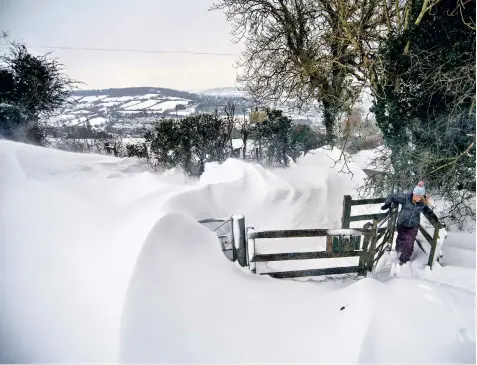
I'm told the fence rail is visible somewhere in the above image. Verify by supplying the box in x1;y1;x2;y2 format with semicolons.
251;227;385;240
252;250;362;262
262;266;364;279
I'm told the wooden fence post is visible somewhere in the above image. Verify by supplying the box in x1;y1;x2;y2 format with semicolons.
427;223;440;269
367;219;379;272
359;222;373;274
342;195;352;229
387;203;398;249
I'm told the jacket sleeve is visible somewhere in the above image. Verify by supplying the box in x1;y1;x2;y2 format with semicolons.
423;205;439;224
385;193;407;205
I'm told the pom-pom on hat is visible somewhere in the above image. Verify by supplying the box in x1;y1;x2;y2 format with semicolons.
413;181;426;196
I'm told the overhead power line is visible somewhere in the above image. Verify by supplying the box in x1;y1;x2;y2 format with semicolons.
0;44;239;56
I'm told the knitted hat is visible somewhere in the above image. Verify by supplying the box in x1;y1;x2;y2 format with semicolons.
413;181;426;196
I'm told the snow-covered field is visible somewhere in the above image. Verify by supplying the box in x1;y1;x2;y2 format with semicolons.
148;99;189;111
52;87;324;131
124;99;158;110
0;140;474;363
88;116;108;126
121;100;142;109
78;95;109;103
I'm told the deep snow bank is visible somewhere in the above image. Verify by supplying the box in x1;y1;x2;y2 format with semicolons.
163;149;371;272
0;140;192;362
120;212;377;363
0;140;474;363
120;212;475;363
165;148;369;231
0;141;370;361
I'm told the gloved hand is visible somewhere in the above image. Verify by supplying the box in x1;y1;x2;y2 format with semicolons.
381;202;391;210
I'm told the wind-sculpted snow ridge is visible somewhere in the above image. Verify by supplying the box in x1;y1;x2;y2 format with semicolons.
120;212;475;363
0;140;474;363
0;140;192;362
119;211;375;363
161;153;370;263
186;150;368;231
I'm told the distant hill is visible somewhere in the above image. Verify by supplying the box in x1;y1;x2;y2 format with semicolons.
73;87;200;100
49;86;322;136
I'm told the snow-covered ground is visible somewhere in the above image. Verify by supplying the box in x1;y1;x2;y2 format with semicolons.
102;96;137;102
52;87;324;132
176;106;197;116
88;116;108;127
149;99;189;111
0;140;474;363
118;110;142;115
120;100;142;109
124;100;158;110
78;95;109;103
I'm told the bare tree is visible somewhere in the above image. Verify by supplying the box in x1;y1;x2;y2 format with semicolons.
211;0;375;144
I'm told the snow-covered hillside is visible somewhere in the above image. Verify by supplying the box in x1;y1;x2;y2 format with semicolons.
49;87;323;134
0;140;474;363
50;88;200;131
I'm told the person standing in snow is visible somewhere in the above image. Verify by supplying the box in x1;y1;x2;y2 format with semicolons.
381;181;438;265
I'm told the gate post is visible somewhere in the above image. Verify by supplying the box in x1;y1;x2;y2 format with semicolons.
359;222;373;275
367;219;379;272
232;214;247;267
387;203;399;249
342;195;352;228
427;223;441;269
246;227;256;273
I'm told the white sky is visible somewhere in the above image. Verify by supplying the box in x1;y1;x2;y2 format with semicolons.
0;0;243;91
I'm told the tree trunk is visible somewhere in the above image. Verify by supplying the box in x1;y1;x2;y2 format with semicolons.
258;139;263;161
242;130;249;159
198;158;205;176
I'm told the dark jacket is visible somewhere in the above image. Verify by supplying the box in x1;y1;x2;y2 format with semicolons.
385;192;435;228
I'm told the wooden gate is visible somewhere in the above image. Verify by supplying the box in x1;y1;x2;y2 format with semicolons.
198;195;444;279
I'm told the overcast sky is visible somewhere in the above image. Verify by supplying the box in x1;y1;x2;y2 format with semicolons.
0;0;243;91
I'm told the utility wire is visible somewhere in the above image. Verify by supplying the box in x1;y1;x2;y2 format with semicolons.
0;44;238;56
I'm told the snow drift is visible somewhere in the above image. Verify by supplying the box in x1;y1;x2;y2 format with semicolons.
0;140;474;363
120;212;475;363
